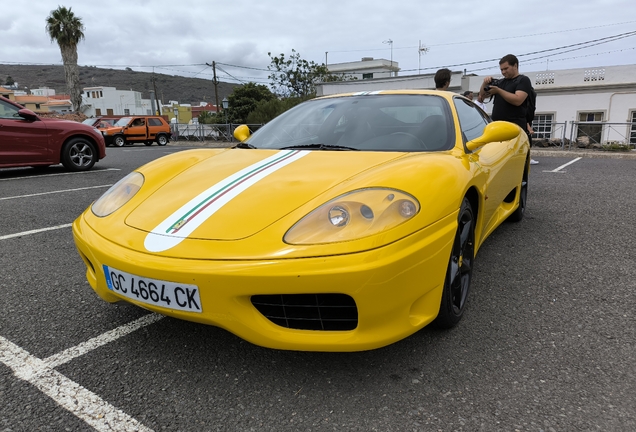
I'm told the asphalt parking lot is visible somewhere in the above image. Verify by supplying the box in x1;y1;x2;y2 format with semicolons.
1;145;635;431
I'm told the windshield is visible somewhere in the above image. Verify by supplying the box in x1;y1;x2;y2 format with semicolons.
114;117;132;127
82;119;96;125
245;94;455;152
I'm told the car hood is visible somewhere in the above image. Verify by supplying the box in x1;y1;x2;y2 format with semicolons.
125;149;405;247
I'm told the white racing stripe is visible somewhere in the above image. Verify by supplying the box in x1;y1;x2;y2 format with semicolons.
0;224;72;241
0;184;113;201
0;335;154;432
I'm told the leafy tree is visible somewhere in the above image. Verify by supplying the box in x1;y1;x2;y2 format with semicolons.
267;49;354;98
226;82;276;124
246;97;308;124
45;6;85;112
197;110;219;124
5;76;14;86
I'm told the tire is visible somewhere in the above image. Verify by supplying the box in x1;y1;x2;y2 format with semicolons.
156;134;168;146
433;197;475;329
508;161;528;223
61;137;97;171
144;141;153;146
113;135;126;147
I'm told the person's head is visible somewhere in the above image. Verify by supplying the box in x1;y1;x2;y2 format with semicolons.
463;90;474;100
434;68;451;90
499;54;520;79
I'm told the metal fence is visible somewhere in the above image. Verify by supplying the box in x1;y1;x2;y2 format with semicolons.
568;121;636;149
530;121;569;148
531;120;636;150
170;123;264;142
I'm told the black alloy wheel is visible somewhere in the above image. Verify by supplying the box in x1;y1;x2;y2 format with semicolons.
61;138;97;171
433;197;475;329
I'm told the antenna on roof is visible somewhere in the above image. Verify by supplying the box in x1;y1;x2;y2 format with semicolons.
418;40;429;75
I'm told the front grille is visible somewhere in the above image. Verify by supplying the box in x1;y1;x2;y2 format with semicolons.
251;294;358;331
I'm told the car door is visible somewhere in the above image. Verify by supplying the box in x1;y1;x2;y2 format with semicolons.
0;99;51;165
454;97;516;232
146;117;165;141
125;117;147;142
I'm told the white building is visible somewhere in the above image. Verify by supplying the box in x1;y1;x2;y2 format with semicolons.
31;87;56;97
81;86;154;117
327;57;400;80
317;64;636;145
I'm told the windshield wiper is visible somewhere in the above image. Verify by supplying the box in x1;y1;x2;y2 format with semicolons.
233;142;257;149
279;143;359;151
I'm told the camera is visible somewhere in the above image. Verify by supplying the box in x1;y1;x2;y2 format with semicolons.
484;78;501;92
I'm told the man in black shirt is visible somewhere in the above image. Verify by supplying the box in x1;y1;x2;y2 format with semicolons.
479;54;537;163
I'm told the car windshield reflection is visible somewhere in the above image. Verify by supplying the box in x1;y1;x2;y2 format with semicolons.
114;117;132;127
245;94;455;152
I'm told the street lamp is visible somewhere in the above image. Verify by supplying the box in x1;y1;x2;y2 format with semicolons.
383;39;393;77
222;97;229;121
222;97;229;141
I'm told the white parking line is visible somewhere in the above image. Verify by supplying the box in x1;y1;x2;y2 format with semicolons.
44;314;164;368
0;184;113;201
0;335;154;432
544;157;582;173
0;168;120;181
0;224;72;240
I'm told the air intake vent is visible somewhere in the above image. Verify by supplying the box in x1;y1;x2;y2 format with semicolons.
251;294;358;331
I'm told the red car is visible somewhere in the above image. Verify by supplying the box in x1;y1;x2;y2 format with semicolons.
0;96;106;171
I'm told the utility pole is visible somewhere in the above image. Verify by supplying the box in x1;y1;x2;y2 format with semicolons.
206;61;220;116
151;75;162;115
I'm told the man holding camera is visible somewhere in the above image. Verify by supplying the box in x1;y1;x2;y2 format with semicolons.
480;54;538;164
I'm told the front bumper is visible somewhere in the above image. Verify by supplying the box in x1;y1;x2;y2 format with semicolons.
72;212;457;352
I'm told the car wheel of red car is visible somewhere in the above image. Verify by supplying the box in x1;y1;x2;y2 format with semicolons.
114;136;126;147
434;197;474;329
61;137;97;171
156;134;168;146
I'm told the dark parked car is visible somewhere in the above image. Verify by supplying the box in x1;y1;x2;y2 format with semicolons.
0;96;106;171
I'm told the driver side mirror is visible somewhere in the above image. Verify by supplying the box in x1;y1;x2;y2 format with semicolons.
233;124;251;142
466;121;520;152
18;108;38;121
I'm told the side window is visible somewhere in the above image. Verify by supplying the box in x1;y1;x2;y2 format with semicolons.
454;98;488;143
148;118;162;126
0;99;20;119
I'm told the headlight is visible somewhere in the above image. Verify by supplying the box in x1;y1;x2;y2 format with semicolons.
284;188;420;244
91;172;144;217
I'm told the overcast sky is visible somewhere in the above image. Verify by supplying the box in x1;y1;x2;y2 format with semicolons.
1;0;635;87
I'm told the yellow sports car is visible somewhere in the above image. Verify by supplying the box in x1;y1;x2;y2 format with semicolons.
73;90;529;352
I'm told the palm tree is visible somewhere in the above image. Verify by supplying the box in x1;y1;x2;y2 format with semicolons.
45;6;85;112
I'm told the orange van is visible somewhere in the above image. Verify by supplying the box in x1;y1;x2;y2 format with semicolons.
101;116;171;146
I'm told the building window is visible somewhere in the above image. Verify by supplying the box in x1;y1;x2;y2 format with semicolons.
362;73;373;80
96;109;102;116
577;111;603;144
532;113;554;139
630;111;636;145
100;91;103;97
124;109;130;115
583;69;605;82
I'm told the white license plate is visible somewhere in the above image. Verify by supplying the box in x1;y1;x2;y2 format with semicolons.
103;265;202;313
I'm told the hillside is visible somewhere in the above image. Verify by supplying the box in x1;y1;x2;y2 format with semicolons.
0;64;239;105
